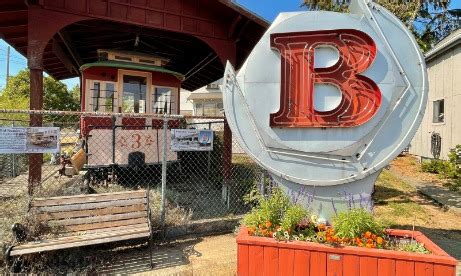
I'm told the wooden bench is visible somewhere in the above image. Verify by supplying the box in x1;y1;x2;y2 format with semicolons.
7;190;153;267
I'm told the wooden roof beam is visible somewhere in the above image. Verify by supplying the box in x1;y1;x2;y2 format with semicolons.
52;39;79;75
58;30;84;69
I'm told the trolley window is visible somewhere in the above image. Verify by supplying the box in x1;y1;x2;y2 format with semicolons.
123;75;147;113
152;87;176;114
89;81;116;112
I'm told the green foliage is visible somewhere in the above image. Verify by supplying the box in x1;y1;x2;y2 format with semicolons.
332;208;385;239
280;204;309;232
243;188;291;229
421;159;453;175
0;69;80;111
398;241;431;254
444;178;461;192
421;145;461;180
301;0;459;52
242;188;312;239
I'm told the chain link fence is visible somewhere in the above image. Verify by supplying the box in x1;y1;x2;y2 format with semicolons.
0;109;264;271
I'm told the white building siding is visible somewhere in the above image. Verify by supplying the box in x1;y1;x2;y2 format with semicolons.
410;45;461;159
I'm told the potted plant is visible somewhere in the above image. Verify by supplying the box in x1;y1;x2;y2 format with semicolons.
237;189;457;276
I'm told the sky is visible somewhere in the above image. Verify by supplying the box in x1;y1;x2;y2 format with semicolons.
0;0;460;90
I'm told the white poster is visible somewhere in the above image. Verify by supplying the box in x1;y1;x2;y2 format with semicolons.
171;129;213;151
0;127;60;154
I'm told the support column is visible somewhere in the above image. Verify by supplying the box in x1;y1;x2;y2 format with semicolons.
223;117;232;181
222;117;233;206
25;5;89;195
28;68;44;195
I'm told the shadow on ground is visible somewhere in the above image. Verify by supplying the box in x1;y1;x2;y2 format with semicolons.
97;238;203;274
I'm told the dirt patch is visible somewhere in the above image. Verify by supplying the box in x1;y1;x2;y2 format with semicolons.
391;155;448;187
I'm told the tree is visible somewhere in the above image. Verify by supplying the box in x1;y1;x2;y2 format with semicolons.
301;0;459;52
0;69;80;111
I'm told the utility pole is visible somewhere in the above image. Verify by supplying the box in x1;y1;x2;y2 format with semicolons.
6;46;10;87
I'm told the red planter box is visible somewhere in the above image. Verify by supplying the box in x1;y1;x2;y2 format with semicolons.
237;227;457;276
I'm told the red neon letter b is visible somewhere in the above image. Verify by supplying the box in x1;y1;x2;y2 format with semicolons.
270;29;381;128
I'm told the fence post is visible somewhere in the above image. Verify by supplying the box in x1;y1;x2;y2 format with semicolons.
222;117;232;208
11;122;16;178
160;116;168;237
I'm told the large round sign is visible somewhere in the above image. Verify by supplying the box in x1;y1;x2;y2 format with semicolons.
222;0;427;220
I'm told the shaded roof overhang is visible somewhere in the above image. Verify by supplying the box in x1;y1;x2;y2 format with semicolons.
425;28;461;62
0;0;269;91
80;60;185;80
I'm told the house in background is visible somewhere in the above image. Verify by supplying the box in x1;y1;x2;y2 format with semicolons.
179;89;193;116
187;79;223;116
410;29;461;160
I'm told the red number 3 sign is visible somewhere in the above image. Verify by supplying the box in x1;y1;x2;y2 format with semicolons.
270;29;381;128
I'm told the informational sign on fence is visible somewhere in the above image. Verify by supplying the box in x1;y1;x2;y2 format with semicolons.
0;127;60;154
171;129;213;151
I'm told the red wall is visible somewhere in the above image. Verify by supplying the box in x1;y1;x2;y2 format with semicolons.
81;66;182;112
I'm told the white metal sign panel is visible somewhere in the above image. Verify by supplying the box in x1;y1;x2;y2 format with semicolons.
222;0;428;220
171;129;214;152
0;127;60;154
87;129;177;166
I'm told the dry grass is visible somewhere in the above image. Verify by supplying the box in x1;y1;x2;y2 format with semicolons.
374;170;461;235
391;155;447;186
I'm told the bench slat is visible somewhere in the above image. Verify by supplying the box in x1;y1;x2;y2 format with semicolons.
33;198;147;213
70;223;149;236
11;226;150;250
31;190;147;207
49;211;146;227
10;231;150;256
37;204;147;220
32;190;146;201
64;217;148;232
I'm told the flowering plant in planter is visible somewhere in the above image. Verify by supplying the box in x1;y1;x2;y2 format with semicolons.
238;189;457;275
242;189;405;252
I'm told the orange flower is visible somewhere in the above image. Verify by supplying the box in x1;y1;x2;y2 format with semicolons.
364;231;372;239
269;231;274;237
358;242;364;247
265;221;272;228
366;243;372;248
371;234;377;240
261;229;267;236
376;237;384;245
318;224;326;231
367;239;373;244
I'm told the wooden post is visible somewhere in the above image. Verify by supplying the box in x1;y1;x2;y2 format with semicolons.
28;68;44;195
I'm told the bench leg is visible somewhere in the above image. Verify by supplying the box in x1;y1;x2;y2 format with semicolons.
4;246;23;273
148;236;154;269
